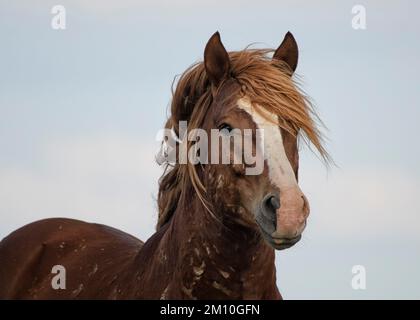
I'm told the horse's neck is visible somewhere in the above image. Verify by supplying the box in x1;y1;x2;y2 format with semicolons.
150;196;279;299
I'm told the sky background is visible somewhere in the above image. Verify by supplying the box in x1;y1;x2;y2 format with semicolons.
1;0;419;299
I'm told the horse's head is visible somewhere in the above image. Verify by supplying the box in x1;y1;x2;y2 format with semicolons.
158;32;327;250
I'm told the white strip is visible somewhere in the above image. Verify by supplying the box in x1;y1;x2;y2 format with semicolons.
237;98;298;190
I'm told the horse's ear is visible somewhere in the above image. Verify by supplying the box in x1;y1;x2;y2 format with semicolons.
204;32;230;88
273;32;299;73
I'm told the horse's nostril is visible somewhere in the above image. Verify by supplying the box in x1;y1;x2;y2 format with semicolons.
261;194;280;222
269;195;280;210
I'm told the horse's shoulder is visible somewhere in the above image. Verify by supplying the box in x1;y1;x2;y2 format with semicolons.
0;218;145;299
1;217;144;253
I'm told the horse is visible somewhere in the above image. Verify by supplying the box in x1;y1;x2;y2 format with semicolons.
0;31;328;299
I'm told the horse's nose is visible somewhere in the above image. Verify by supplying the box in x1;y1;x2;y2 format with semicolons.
261;194;280;222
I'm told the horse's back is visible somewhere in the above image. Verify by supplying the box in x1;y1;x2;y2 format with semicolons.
0;218;144;299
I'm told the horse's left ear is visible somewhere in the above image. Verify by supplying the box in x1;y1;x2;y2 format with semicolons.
204;32;231;88
273;32;299;73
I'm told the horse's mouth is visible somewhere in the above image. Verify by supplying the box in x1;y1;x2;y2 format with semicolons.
269;234;301;250
256;218;302;250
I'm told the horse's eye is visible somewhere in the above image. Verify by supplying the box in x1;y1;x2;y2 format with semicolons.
219;123;233;133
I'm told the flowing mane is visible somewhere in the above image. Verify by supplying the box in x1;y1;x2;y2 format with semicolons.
157;48;329;229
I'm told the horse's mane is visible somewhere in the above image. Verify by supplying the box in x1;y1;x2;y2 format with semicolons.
156;48;329;229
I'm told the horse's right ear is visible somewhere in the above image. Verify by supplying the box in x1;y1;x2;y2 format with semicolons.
204;32;230;88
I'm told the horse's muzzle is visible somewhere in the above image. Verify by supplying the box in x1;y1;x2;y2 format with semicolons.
256;187;309;250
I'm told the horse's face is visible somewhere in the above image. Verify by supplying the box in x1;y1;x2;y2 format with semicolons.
204;89;309;250
203;32;309;250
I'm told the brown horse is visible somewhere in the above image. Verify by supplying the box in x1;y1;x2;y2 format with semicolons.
0;32;327;299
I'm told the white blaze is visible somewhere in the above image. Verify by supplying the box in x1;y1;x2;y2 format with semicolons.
237;98;298;189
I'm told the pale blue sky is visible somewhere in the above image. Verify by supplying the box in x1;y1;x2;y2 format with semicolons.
1;0;419;299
